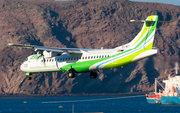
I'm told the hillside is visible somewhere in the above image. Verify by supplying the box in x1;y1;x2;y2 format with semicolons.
0;0;180;96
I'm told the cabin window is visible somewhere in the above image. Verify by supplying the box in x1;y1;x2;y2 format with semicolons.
41;60;43;62
108;55;109;57
49;59;51;62
82;57;84;59
94;56;96;59
85;57;87;59
46;59;48;62
88;56;90;59
71;57;73;60
52;59;54;62
97;56;98;59
105;55;106;58
77;57;79;60
62;58;64;61
102;55;104;58
66;58;68;61
99;56;101;58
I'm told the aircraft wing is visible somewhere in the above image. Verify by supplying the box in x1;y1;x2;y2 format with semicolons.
8;43;87;54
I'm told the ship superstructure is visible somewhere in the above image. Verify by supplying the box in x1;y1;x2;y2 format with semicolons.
146;62;180;104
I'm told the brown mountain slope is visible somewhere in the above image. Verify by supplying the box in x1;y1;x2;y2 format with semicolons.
0;0;180;96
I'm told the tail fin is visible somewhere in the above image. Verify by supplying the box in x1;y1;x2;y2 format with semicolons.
116;15;158;50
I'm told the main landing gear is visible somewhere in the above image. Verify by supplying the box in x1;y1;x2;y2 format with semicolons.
90;72;97;78
68;69;75;78
68;69;98;79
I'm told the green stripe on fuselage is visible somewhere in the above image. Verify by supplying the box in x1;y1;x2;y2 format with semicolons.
61;49;132;72
60;58;107;72
104;49;149;68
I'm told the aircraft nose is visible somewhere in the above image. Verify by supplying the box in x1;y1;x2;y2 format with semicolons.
20;63;24;71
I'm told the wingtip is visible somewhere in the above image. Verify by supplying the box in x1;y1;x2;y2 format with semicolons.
8;43;13;46
130;20;135;22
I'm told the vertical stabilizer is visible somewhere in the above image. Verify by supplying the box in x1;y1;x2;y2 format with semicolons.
116;15;158;50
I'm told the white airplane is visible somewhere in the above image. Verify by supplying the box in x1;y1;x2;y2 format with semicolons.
9;15;159;80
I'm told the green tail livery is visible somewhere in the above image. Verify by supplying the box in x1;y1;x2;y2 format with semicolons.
8;15;160;80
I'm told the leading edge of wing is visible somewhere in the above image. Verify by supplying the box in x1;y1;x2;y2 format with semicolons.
8;43;91;54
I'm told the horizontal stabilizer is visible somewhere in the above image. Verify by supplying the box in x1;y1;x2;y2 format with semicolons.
8;43;34;48
130;20;171;23
130;20;146;22
157;21;171;23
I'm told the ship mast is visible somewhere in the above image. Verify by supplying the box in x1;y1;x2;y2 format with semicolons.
174;62;179;75
155;78;157;93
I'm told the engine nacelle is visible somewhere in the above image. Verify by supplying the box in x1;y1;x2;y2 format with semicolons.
43;50;61;58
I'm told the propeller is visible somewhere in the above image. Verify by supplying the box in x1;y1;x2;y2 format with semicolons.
174;62;179;74
37;51;46;66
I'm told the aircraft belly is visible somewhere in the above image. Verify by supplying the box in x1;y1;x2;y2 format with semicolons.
27;65;59;72
21;61;59;73
132;49;159;62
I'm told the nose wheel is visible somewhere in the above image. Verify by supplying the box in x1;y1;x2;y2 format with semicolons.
28;76;32;80
26;73;32;80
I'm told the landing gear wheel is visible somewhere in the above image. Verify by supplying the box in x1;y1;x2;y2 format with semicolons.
90;72;97;78
68;69;75;78
28;76;32;80
68;72;75;78
27;73;32;80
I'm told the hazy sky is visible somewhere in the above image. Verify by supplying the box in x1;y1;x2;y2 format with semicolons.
130;0;180;6
55;0;180;6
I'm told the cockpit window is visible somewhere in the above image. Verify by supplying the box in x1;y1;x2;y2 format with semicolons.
25;58;28;61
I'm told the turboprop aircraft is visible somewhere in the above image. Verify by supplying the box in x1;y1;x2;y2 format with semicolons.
9;15;160;80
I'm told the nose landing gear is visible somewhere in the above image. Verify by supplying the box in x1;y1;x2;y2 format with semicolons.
26;73;32;80
28;76;32;80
